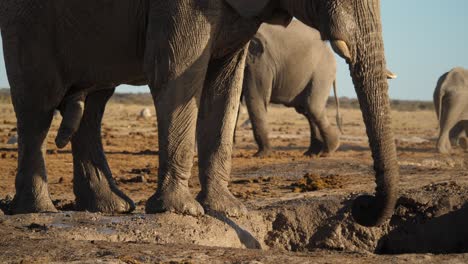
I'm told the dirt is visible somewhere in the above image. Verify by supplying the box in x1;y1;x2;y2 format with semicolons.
0;101;467;263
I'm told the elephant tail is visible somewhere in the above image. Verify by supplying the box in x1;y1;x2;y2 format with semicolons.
333;79;344;134
437;90;444;123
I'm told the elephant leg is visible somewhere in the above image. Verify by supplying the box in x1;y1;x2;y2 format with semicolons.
304;114;325;157
448;122;465;146
244;74;272;157
196;48;249;217
71;88;135;213
10;94;58;214
145;55;211;216
306;80;340;157
460;121;468;150
437;93;464;154
246;99;271;157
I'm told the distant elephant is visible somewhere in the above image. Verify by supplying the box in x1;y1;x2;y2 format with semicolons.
1;0;399;227
242;21;342;158
434;67;468;153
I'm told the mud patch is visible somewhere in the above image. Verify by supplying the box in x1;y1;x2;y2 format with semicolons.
290;173;344;193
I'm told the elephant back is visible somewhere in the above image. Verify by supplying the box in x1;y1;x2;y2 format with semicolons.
445;67;468;93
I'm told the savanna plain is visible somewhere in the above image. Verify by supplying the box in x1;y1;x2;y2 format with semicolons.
0;92;467;263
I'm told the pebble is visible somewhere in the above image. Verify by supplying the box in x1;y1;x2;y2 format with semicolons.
7;135;18;145
139;108;152;119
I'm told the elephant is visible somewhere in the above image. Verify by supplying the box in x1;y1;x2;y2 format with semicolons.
242;21;342;158
434;67;468;154
1;0;399;227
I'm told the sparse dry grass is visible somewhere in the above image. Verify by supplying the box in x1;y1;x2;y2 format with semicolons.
0;88;434;112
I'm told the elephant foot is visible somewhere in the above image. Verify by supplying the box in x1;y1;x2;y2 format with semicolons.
75;187;135;214
74;165;135;213
322;129;340;155
197;186;247;217
304;138;324;157
437;141;452;154
459;137;467;150
146;184;204;216
253;149;272;158
11;186;57;214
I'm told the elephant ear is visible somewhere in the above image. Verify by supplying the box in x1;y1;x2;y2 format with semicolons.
225;0;270;18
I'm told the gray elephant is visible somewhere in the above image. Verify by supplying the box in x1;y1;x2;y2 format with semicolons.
242;21;342;158
434;67;468;153
242;21;396;158
1;0;399;227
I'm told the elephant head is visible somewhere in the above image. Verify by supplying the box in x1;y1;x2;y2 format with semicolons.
227;0;399;227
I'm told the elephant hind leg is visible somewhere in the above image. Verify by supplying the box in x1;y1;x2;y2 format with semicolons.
303;113;324;157
448;122;465;147
437;93;464;154
459;121;468;150
245;91;271;158
305;79;340;157
71;88;135;213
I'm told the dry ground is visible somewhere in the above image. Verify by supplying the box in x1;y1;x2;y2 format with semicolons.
0;97;467;263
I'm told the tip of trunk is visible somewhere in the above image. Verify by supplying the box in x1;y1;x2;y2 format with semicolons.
351;194;397;227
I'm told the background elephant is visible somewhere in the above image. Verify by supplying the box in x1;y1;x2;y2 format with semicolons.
1;0;399;227
242;21;342;158
433;67;468;153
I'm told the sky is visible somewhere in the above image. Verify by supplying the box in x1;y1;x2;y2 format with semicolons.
1;0;468;101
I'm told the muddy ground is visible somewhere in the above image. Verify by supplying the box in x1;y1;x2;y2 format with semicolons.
0;98;467;263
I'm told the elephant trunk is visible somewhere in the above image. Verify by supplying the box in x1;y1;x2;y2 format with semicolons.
348;12;399;227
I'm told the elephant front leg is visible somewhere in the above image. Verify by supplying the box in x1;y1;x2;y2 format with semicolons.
71;89;135;213
145;55;211;216
196;49;249;217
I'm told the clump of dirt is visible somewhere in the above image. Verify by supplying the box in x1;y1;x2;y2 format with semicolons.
231;176;277;200
264;182;468;254
232;176;273;185
53;199;75;211
290;173;343;193
376;182;468;254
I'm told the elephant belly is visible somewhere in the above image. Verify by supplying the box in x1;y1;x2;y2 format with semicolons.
270;76;311;105
54;0;148;86
65;59;147;88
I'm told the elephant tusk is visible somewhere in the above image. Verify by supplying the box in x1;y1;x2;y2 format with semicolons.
331;40;352;62
386;69;397;79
